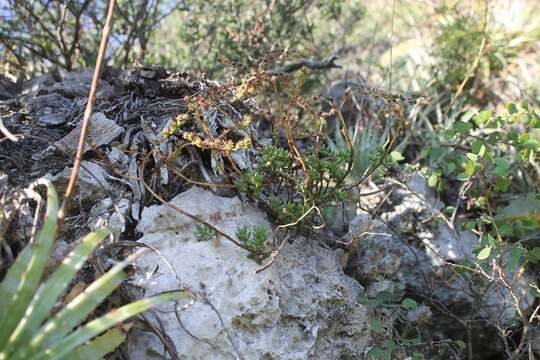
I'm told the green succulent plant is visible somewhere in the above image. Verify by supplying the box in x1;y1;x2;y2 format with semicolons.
0;181;187;360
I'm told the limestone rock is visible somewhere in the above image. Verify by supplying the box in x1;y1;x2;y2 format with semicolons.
45;161;111;209
345;173;536;359
21;73;56;97
128;187;372;360
88;197;129;235
50;70;93;98
49;112;123;155
0;74;20;100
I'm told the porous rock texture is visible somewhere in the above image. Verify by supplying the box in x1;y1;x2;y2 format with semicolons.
128;187;372;360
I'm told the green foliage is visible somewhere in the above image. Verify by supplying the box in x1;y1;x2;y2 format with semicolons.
358;283;425;360
0;182;187;360
331;125;388;184
420;102;539;354
236;144;349;230
421;101;539;193
425;103;539;263
431;4;523;94
235;225;268;262
149;0;312;76
402;3;538;145
0;0;173;74
148;0;365;77
195;224;216;242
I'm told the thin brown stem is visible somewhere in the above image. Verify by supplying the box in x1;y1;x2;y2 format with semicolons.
57;0;116;228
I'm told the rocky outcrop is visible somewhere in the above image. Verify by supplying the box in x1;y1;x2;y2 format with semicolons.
128;187;372;360
3;68;537;360
345;172;536;359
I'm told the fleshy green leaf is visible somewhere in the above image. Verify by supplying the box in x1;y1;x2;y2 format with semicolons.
466;153;478;162
390;151;404;162
465;160;476;177
494;158;511;177
4;228;111;354
62;327;125;360
453;121;473;134
401;298;418;309
508;246;525;272
370;319;383;333
13;251;144;359
475;110;491;126
0;183;58;349
494;178;510;192
506;102;518;115
32;291;188;360
428;173;439;188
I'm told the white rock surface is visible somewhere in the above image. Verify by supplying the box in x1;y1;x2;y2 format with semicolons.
128;187;371;360
88;197;129;235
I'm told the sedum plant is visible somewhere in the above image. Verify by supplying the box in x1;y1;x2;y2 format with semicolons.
0;181;187;360
236;225;268;263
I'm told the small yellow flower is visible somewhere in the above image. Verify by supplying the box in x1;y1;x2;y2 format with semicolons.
183;132;195;141
234;137;252;150
234;78;260;101
242;115;252;128
222;140;235;152
175;114;188;125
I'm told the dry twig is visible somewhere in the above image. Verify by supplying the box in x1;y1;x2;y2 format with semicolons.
57;0;116;227
265;54;340;76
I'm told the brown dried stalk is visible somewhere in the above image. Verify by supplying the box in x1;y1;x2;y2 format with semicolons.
57;0;116;227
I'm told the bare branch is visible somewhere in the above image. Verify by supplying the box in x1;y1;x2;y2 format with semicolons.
265;54;341;76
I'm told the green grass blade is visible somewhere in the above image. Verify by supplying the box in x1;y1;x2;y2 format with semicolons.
60;327;125;360
0;183;58;349
4;228;111;355
33;291;187;360
13;251;143;359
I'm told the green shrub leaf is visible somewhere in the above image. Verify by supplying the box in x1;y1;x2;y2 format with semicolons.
401;298;418;309
477;246;492;260
63;328;125;360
